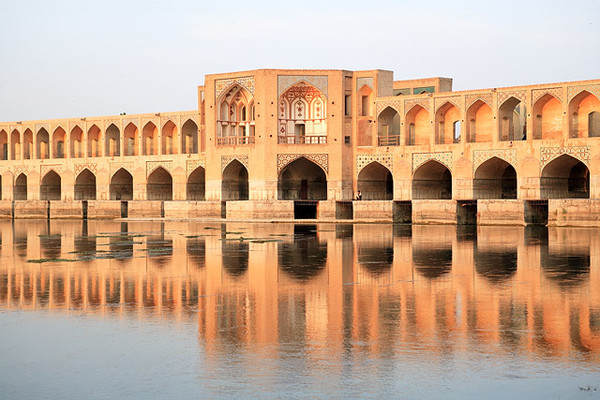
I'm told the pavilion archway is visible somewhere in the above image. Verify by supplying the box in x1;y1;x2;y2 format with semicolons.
40;170;61;200
278;157;327;200
14;174;27;200
187;167;205;200
412;160;452;199
36;128;49;160
105;124;121;157
435;102;461;144
405;105;430;146
569;90;600;138
532;94;562;140
473;157;517;199
181;120;198;153
222;160;249;201
52;127;66;158
357;162;393;200
498;97;526;141
466;100;493;143
147;167;173;200
110;168;133;200
540;154;589;199
74;169;96;200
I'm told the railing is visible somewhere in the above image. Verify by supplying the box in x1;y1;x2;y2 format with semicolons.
278;135;327;144
216;136;255;146
377;135;401;146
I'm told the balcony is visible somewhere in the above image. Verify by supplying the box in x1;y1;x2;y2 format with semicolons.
278;135;327;144
377;135;401;146
216;136;255;146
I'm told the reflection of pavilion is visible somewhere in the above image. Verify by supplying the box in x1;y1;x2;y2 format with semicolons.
0;220;598;357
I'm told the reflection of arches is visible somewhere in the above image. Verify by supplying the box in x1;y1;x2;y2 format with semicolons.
498;97;526;141
357;162;393;200
569;91;600;138
474;248;517;283
473;157;517;199
278;225;327;281
435;102;461;144
532;94;562;140
412;160;452;199
147;167;173;200
181;119;198;153
541;154;589;199
358;246;393;276
278;157;327;200
74;169;96;200
541;248;590;288
377;107;400;145
413;246;452;278
222;241;249;277
222;160;249;200
14;173;27;200
40;170;61;200
110;168;133;200
405;105;430;145
186;167;205;200
105;123;120;157
466;100;493;142
186;237;205;268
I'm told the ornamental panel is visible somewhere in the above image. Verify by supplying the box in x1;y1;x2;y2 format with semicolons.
412;152;453;172
221;155;249;172
13;165;28;176
216;76;255;99
186;159;206;176
146;161;173;177
434;97;461;113
278;75;328;98
465;93;493;110
110;162;134;176
540;146;590;170
277;154;329;174
74;163;98;176
532;87;563;104
375;100;402;116
40;164;62;178
567;84;600;103
404;98;431;114
498;90;526;106
356;154;393;175
472;149;517;173
356;77;374;91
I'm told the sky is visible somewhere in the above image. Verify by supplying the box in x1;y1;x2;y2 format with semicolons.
0;0;598;121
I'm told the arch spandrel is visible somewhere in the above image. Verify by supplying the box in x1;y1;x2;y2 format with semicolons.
568;85;600;104
540;146;590;171
277;154;329;175
146;161;174;178
412;152;453;173
221;155;249;173
472;149;517;173
356;154;393;176
434;98;462;114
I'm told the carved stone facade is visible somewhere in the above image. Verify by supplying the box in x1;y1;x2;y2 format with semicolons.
412;152;453;172
356;154;393;175
277;154;329;174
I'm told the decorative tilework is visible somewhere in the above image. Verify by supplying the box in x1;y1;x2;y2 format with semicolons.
472;149;517;173
221;155;249;172
186;159;206;176
540;146;589;169
104;119;120;129
567;84;600;103
465;93;493;110
141;118;159;128
9;126;20;133
434;97;461;113
277;154;329;174
532;87;562;105
146;161;173;177
35;123;50;132
110;162;134;176
74;163;97;176
404;98;430;114
216;76;255;99
498;90;526;106
161;116;178;128
278;75;328;98
412;152;453;172
40;164;62;177
180;113;199;125
13;165;28;176
375;100;402;116
122;118;139;128
356;154;393;175
356;77;374;91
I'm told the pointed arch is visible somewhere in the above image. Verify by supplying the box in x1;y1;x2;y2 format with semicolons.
74;168;96;200
412;160;452;199
0;129;7;160
357;161;393;200
498;96;526;141
377;106;400;146
110;168;133;200
473;157;517;199
40;170;61;200
358;84;373;116
123;122;138;156
222;159;249;200
11;129;21;160
51;127;66;159
142;121;158;156
181;119;198;154
105;123;121;157
23;128;33;159
405;105;430;146
36;128;49;159
541;154;589;199
186;166;205;200
278;81;327;142
466;100;493;143
147;167;172;200
69;125;83;158
14;173;27;200
217;84;254;140
161;120;177;155
87;124;101;157
277;157;327;200
532;94;562;140
569;90;600;138
435;102;461;144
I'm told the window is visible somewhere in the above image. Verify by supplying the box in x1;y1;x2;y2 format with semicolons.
344;94;351;116
295;124;305;136
361;96;370;116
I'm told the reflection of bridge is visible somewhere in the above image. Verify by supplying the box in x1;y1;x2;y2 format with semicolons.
1;70;599;225
1;220;598;357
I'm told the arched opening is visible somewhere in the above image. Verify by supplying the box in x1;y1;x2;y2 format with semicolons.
186;167;205;200
11;130;20;160
473;158;517;199
142;122;158;156
466;100;493;143
222;160;249;200
40;170;61;200
124;122;138;156
147;167;172;200
590;112;600;137
278;225;327;281
532;94;562;140
357;162;393;200
412;160;452;199
181;119;198;153
74;169;96;200
110;168;133;200
161;120;177;155
498;97;526;141
278;81;327;144
36;128;49;159
435;102;461;144
87;125;101;157
541;154;589;199
14;174;27;200
0;130;7;160
278;157;327;200
377;107;400;146
405;105;430;146
70;125;83;158
52;127;66;159
23;129;33;159
105;123;120;157
569;91;600;138
358;84;372;117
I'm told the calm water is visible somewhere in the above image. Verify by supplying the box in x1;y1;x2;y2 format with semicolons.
0;220;599;399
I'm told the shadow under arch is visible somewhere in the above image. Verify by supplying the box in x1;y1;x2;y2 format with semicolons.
412;160;452;199
540;154;589;199
278;157;327;200
110;168;133;200
357;161;393;200
473;157;517;199
222;160;249;201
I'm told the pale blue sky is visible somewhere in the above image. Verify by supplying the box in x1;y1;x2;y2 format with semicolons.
1;0;598;121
